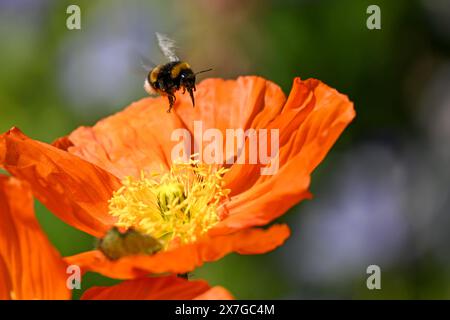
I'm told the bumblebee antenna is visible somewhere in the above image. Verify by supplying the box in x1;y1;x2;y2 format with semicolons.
195;68;213;75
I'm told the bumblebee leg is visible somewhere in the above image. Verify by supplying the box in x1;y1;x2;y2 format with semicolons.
188;88;195;107
167;94;176;113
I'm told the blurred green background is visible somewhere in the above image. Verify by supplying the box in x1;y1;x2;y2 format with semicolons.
1;0;450;299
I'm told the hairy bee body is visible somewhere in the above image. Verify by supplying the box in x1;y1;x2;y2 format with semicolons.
143;33;211;113
97;227;162;260
144;61;196;113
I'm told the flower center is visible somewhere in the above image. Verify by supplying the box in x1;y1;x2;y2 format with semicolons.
108;160;230;250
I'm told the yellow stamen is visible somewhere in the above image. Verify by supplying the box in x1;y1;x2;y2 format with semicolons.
108;159;230;250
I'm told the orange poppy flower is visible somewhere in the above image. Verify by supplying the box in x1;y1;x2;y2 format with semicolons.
0;76;355;279
0;174;232;300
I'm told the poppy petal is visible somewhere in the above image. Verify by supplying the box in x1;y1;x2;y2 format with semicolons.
193;286;234;300
0;128;121;237
81;275;232;300
0;256;12;299
212;160;312;236
173;77;287;164
222;76;317;195
65;224;290;279
174;76;286;135
0;175;70;300
212;78;355;235
61;97;190;179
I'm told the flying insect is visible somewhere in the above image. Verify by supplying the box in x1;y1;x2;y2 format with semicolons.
144;33;211;113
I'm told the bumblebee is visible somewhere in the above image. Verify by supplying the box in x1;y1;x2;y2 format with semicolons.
97;227;162;260
144;33;211;113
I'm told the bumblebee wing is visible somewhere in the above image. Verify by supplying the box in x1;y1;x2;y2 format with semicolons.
156;32;179;62
140;55;156;71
